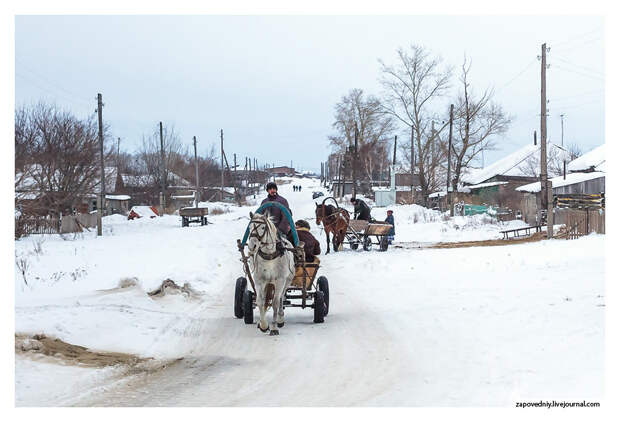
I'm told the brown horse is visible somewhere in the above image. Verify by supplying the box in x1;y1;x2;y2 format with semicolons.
315;203;350;254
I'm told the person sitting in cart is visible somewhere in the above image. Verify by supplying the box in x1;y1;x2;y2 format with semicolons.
287;220;321;262
385;210;395;245
350;197;371;221
261;181;292;238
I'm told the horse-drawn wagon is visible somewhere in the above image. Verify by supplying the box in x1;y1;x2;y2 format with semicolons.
235;202;329;334
315;197;391;252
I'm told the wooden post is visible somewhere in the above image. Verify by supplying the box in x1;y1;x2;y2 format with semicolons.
193;136;200;206
97;93;104;236
540;43;549;212
547;180;553;239
159;122;166;215
447;104;454;216
220;129;224;201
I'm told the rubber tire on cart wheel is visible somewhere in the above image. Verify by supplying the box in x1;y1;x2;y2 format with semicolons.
234;277;247;318
379;236;389;252
363;236;372;251
317;276;329;316
313;291;325;323
243;290;254;324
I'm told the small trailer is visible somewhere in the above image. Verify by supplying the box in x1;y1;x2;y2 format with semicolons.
179;207;208;227
344;219;392;251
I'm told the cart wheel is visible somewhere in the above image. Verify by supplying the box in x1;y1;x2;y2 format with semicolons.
317;276;329;316
351;243;359;250
363;236;372;251
243;290;254;324
181;217;186;227
234;277;247;318
379;236;389;252
201;217;206;226
313;291;325;323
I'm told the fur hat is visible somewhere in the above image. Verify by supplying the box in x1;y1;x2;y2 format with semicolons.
265;182;277;191
295;219;310;230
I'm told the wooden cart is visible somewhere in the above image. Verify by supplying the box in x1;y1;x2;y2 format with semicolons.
235;202;329;324
179;207;208;227
344;219;392;251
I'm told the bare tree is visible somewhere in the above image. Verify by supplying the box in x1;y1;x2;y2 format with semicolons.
329;89;395;186
136;124;188;188
448;57;511;191
379;45;452;205
14;102;111;216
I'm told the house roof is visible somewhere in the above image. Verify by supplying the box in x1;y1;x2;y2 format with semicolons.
567;144;605;173
462;143;566;185
516;171;605;193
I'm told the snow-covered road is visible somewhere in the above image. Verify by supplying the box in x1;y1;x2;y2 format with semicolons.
15;177;605;406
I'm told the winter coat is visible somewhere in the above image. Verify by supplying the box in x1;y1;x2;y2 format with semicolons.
353;199;371;221
261;193;292;234
288;227;321;262
385;214;395;236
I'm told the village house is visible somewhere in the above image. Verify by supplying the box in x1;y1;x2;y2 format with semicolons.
516;144;605;227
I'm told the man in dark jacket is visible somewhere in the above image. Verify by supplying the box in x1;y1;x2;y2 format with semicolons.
261;182;292;235
385;210;395;244
288;220;321;262
350;197;371;221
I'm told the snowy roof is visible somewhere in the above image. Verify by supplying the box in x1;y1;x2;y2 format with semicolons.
129;206;158;218
91;167;118;193
516;171;606;193
567;144;605;173
121;174;156;188
466;181;509;190
462;143;566;185
105;194;131;200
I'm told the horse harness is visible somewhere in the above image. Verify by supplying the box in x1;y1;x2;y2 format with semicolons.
248;218;287;261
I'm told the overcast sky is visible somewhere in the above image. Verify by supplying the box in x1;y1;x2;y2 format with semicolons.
15;15;604;173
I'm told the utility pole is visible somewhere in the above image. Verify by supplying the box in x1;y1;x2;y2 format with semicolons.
96;93;104;236
159;122;166;215
561;114;566;179
116;137;121;169
534;130;537;145
220;129;224;201
410;125;415;203
447;104;454;216
539;42;551;238
352;126;358;199
193;136;200;206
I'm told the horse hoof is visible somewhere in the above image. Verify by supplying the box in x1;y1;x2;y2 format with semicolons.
257;323;269;333
269;330;279;336
277;322;284;328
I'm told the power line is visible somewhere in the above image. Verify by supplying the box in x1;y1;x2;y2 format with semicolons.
496;58;538;94
553;36;603;53
553;64;604;81
15;56;93;106
551;26;603;48
553;56;604;76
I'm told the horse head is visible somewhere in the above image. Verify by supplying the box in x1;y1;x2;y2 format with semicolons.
315;203;324;226
247;212;277;254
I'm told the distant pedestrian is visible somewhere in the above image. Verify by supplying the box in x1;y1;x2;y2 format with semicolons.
385;210;395;244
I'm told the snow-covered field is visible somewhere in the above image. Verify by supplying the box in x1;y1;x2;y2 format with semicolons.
14;176;605;406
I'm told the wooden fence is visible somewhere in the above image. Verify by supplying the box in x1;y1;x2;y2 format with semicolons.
16;213;98;238
554;208;605;237
15;216;60;237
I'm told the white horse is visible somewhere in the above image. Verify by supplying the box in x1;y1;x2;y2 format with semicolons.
247;212;295;335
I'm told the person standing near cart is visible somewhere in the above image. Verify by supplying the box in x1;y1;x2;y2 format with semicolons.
385;210;395;244
350;197;371;222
